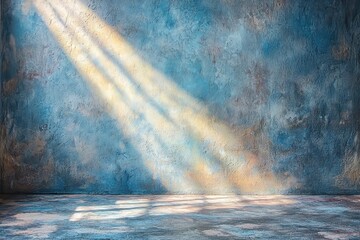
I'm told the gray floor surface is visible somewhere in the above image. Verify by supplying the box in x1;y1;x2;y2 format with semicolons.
0;195;359;239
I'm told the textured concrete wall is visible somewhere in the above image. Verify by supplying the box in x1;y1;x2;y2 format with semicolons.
1;0;359;194
0;0;2;193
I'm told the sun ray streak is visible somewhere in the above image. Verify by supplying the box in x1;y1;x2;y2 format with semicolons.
33;0;202;192
59;0;256;164
47;0;235;192
33;0;293;193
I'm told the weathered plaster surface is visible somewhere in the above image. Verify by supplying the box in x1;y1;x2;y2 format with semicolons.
0;0;4;193
0;0;359;194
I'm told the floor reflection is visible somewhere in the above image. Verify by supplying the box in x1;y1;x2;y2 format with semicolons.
0;195;359;239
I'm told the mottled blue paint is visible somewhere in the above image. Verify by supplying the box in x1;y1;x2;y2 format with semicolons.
261;39;280;57
0;0;359;194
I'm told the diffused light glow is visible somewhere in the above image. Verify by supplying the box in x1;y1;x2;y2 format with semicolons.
32;0;291;194
69;195;297;221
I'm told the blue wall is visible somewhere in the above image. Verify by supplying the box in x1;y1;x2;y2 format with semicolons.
1;0;359;194
0;0;2;192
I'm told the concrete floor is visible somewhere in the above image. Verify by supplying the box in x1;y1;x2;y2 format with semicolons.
0;195;359;239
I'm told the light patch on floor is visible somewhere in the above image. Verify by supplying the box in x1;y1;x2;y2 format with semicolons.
0;195;359;239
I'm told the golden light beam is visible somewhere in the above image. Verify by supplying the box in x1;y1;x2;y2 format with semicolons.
48;0;237;193
33;0;293;193
33;0;204;192
59;0;259;166
63;0;288;193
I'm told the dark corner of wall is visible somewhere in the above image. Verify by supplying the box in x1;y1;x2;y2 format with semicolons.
0;0;3;194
